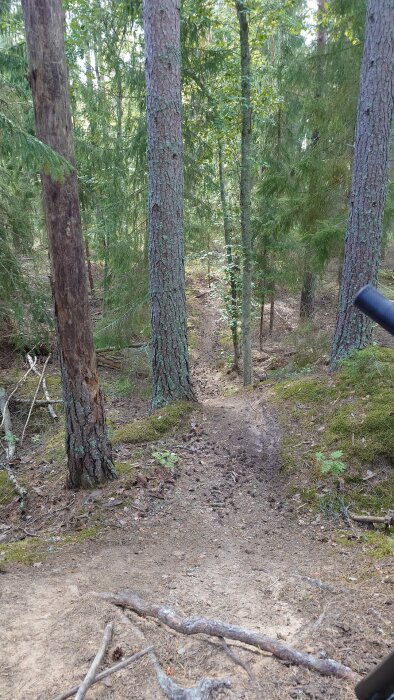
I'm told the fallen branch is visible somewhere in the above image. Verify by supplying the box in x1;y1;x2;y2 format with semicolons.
11;398;63;406
20;355;51;446
0;387;15;459
96;343;149;353
75;622;113;700
0;358;37;430
50;646;153;700
349;512;394;526
27;353;58;419
103;592;359;682
0;461;27;509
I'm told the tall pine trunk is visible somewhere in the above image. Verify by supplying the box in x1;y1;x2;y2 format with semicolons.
330;0;394;367
235;0;253;386
218;141;240;371
299;0;327;320
143;0;196;409
22;0;116;488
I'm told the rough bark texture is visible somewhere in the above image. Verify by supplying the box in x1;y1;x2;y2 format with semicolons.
300;271;316;320
143;0;196;409
218;142;240;370
22;0;116;488
330;0;394;367
235;1;253;386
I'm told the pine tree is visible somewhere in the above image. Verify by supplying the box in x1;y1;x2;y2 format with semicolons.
235;0;253;386
143;0;196;408
330;0;394;367
22;0;116;488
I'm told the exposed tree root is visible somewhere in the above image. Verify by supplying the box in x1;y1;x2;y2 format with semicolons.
103;592;359;682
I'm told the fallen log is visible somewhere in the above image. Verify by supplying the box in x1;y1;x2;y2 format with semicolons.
103;592;359;682
10;398;63;406
75;622;113;700
50;646;153;700
349;512;394;527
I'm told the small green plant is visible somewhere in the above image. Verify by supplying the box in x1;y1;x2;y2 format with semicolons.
315;450;346;476
152;450;178;470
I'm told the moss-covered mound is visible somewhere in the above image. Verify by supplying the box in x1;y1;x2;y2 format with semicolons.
274;346;394;520
112;400;196;445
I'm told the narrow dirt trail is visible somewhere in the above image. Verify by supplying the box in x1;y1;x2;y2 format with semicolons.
0;283;392;700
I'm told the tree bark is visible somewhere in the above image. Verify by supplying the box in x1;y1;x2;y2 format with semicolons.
299;0;327;320
235;1;253;386
143;0;196;409
22;0;116;488
218;141;240;370
330;0;394;367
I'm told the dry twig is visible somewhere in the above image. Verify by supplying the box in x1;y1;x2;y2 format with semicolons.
103;592;359;681
20;355;51;446
27;353;58;419
0;358;37;430
50;646;153;700
75;622;113;700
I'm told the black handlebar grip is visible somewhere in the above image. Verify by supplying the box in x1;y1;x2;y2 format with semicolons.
354;285;394;336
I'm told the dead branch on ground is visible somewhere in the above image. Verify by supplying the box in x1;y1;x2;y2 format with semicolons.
0;387;15;459
11;398;63;406
103;592;359;682
0;460;27;509
0;357;37;430
50;646;153;700
20;355;51;446
27;353;58;419
349;511;394;527
75;622;113;700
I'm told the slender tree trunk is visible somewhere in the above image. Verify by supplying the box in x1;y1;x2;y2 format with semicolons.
85;237;95;295
22;0;116;488
330;0;394;367
269;286;275;335
218;141;240;370
299;0;327;320
259;295;265;350
143;0;196;409
300;271;316;320
235;0;253;386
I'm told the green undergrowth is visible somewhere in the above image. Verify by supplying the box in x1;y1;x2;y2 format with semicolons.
274;346;394;550
112;400;197;445
0;526;101;567
0;469;20;506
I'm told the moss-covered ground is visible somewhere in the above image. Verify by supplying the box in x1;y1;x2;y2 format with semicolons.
274;346;394;552
112;400;197;445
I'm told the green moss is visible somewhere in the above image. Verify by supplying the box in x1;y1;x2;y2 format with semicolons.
0;538;45;565
274;346;394;523
275;377;335;404
112;400;196;445
0;526;101;566
363;531;394;558
0;469;17;505
43;429;66;466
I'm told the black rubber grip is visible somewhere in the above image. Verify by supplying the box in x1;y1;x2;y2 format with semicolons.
354;285;394;336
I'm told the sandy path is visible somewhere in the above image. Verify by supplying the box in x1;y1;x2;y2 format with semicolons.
0;284;392;700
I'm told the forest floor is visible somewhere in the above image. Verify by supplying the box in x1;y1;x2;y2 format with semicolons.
1;269;394;700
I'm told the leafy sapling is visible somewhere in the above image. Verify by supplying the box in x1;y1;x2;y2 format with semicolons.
152;450;178;471
315;450;346;476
